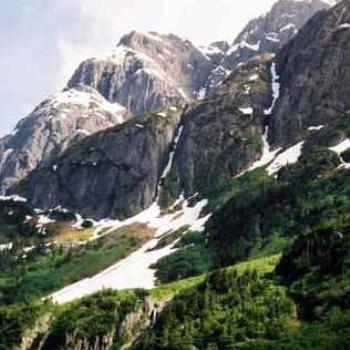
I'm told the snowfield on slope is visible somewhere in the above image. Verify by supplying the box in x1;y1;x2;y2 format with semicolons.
266;141;304;175
50;198;209;304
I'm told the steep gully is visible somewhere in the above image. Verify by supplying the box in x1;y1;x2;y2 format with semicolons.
237;61;304;178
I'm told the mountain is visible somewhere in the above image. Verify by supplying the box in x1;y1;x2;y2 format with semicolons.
6;0;341;217
13;107;182;219
5;0;348;224
206;0;350;266
160;54;273;203
68;31;218;114
0;85;126;192
0;32;229;194
0;1;330;194
204;0;335;92
3;1;350;349
269;0;350;145
13;54;273;219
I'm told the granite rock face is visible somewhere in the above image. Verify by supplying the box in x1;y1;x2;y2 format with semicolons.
4;1;344;219
68;31;217;115
0;85;126;192
12;55;273;218
160;55;272;203
13;109;182;219
270;0;350;145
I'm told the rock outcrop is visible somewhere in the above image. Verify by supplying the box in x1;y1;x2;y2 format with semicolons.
20;313;54;350
160;55;272;202
0;85;126;192
68;31;216;115
13;54;272;217
270;0;350;145
13;108;182;219
3;1;344;219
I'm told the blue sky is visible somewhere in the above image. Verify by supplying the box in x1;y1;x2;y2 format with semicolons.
0;0;276;136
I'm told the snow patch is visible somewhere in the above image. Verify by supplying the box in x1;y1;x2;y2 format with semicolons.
308;125;324;131
177;88;188;99
239;107;254;115
142;31;165;43
23;246;35;253
72;214;84;229
329;139;350;155
0;242;13;252
267;141;305;175
49;88;125;123
227;40;261;55
50;198;209;304
280;23;296;32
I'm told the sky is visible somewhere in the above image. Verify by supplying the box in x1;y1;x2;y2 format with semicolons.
0;0;277;136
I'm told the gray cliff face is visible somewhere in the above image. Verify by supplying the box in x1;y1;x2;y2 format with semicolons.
13;108;182;220
13;55;272;217
270;0;350;146
68;31;216;115
204;0;333;92
0;85;126;192
159;55;272;204
3;2;343;220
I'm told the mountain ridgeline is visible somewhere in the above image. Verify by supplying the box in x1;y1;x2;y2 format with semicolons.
2;0;350;349
11;0;345;219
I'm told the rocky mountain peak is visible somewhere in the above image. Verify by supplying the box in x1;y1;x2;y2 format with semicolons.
0;84;126;192
67;31;216;116
203;0;334;93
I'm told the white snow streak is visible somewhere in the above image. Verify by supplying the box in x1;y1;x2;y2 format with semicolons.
337;23;350;30
329;139;350;169
0;195;27;203
159;125;184;183
308;125;324;131
227;40;261;55
236;61;283;178
264;62;280;116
